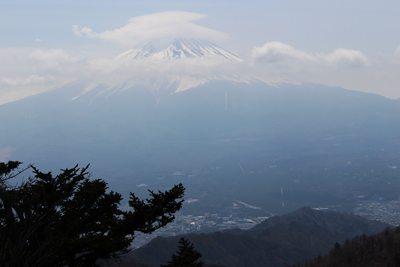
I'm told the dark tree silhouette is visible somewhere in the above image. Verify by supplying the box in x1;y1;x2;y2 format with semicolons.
161;237;204;267
289;226;400;267
0;161;185;267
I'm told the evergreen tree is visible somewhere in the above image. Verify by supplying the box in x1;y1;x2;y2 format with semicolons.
0;161;185;267
161;237;204;267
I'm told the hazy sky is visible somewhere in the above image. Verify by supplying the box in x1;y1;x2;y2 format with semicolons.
1;0;400;104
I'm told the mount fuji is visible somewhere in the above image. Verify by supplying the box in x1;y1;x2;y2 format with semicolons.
68;38;249;100
1;39;400;214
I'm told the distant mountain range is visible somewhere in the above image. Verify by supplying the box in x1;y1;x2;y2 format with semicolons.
121;207;389;267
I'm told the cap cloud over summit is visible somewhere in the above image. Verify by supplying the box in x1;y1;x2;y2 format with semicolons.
73;11;228;46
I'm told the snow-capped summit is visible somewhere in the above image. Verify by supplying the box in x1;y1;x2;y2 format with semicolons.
117;38;244;62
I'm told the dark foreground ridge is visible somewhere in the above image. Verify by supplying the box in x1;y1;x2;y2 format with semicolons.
121;207;388;267
290;225;400;267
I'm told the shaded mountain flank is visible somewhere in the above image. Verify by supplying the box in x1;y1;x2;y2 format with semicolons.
125;207;388;267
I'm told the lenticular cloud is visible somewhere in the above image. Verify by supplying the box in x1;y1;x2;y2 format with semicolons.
73;11;228;46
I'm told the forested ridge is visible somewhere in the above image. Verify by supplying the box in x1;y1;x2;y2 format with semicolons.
290;226;400;267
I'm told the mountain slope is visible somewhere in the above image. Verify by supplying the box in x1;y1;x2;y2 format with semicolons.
1;80;400;214
241;206;388;238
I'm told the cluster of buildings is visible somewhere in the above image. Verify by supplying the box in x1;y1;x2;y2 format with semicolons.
130;198;400;249
130;212;269;249
353;199;400;226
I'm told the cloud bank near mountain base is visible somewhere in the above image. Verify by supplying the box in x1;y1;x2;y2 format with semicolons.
252;42;370;68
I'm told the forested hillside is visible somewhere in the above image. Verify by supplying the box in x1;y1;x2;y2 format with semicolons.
290;226;400;267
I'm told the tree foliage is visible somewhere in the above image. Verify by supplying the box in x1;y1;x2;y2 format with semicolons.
289;226;400;267
161;237;204;267
0;161;185;267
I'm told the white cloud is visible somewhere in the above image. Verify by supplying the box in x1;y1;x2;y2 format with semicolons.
321;48;370;67
252;42;315;64
0;47;87;105
72;25;82;37
252;42;370;68
73;11;228;46
0;75;47;86
29;49;84;67
35;38;42;42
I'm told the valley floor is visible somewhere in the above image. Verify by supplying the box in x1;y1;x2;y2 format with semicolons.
130;200;400;249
